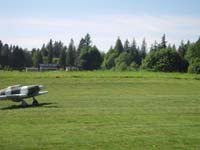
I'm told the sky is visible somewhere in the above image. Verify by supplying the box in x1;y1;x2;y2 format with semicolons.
0;0;200;51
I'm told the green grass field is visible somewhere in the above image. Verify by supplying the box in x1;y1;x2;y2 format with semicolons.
0;71;200;150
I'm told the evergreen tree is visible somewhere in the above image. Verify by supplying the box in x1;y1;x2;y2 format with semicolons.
1;44;11;68
131;39;137;50
77;38;86;55
177;41;189;72
141;38;147;59
33;50;43;67
167;44;172;49
150;41;159;52
114;37;124;53
76;34;92;67
53;41;63;58
11;46;25;70
24;50;33;67
129;39;141;65
186;38;200;62
150;44;154;52
78;46;102;70
160;34;167;49
129;38;137;56
41;44;48;57
66;39;76;68
178;40;190;58
59;48;67;70
172;44;176;50
124;39;130;51
85;33;91;47
47;39;53;64
102;37;126;70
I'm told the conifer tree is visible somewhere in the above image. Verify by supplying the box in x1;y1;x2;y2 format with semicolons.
141;38;147;59
160;34;167;49
124;39;130;51
59;47;67;69
66;39;76;68
114;37;124;53
47;39;53;63
33;50;43;67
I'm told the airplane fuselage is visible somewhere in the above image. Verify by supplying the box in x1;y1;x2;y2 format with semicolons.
0;85;47;102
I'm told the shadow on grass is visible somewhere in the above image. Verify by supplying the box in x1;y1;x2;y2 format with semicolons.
1;102;57;110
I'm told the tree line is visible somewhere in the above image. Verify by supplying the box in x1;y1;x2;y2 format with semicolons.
0;33;200;73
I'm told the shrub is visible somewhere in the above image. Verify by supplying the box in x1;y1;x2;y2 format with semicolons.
186;38;200;74
188;58;200;74
129;62;139;71
142;48;181;72
116;62;128;71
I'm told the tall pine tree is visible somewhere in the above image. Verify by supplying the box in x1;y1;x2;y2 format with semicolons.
114;37;124;53
11;46;25;70
59;47;67;70
66;39;76;68
33;50;43;67
160;34;167;49
124;39;130;51
47;39;53;63
1;44;10;68
141;38;147;59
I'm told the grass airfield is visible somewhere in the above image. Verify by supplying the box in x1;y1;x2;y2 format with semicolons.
0;71;200;150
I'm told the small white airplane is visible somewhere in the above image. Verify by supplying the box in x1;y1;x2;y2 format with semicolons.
0;85;48;107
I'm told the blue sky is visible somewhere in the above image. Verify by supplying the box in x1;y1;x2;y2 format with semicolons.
0;0;200;51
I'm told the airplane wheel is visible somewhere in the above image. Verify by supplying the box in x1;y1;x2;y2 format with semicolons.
32;98;39;106
21;100;28;108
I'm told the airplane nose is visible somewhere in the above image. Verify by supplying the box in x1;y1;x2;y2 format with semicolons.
39;85;45;90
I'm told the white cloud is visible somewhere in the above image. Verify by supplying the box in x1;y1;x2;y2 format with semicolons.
0;15;200;51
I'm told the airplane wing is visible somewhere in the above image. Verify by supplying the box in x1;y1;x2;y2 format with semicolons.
0;95;8;100
38;91;48;95
0;94;26;100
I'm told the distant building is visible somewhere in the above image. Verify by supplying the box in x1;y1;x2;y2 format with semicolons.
26;64;60;72
25;67;39;72
39;64;60;71
66;66;78;71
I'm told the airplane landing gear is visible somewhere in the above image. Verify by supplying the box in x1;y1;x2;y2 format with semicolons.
32;97;39;106
21;99;28;108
